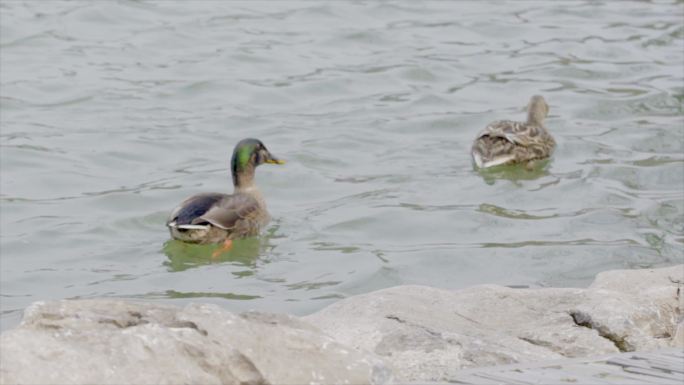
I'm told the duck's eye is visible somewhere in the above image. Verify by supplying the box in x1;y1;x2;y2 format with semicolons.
254;151;262;164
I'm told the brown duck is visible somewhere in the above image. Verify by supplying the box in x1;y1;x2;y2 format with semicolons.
166;138;284;255
471;95;555;169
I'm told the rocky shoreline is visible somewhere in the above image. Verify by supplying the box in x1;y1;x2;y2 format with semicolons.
1;264;682;384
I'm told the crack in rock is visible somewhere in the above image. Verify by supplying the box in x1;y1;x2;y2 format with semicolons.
385;315;406;324
517;336;554;349
96;314;208;337
385;315;442;338
569;311;634;352
98;318;148;329
169;320;209;336
377;314;449;355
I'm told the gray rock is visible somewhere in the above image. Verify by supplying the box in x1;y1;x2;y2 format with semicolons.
305;264;684;383
0;300;390;385
2;265;680;384
568;264;684;352
674;321;684;347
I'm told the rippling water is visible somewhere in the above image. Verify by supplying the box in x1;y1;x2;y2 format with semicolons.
1;1;683;330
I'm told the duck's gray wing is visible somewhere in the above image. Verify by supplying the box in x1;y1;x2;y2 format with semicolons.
476;120;543;147
195;193;261;230
167;193;230;227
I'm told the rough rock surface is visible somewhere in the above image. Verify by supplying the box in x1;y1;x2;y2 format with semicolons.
305;264;684;382
0;300;390;385
1;265;681;384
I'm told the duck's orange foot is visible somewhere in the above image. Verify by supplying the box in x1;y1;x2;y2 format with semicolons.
211;239;233;258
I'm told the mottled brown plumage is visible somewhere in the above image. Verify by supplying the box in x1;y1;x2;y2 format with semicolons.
166;138;284;244
471;95;556;169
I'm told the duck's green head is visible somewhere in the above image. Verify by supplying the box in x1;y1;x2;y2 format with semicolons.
231;138;284;186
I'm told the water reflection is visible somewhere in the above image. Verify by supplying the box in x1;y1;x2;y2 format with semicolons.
162;222;282;272
164;290;261;300
162;237;263;272
476;159;552;185
130;289;262;301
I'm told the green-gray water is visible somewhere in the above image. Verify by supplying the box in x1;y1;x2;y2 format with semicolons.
1;1;683;330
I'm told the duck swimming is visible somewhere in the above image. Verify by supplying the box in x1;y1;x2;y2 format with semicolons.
166;138;284;255
471;95;555;169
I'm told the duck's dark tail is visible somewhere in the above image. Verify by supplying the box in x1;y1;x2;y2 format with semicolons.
471;136;516;169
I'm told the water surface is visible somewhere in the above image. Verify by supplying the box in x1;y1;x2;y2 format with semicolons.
1;1;683;330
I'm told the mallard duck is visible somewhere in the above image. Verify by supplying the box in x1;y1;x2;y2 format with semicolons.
166;138;284;253
471;95;555;169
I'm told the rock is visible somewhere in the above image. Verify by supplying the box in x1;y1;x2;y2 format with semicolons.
2;265;681;384
305;264;683;383
569;264;683;353
0;300;390;385
674;321;684;347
